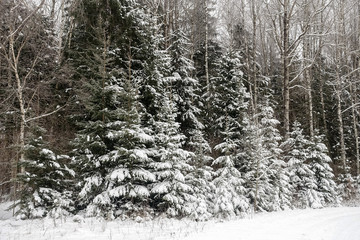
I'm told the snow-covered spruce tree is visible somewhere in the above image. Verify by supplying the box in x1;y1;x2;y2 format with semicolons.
282;122;319;208
307;131;339;205
242;100;291;212
259;102;292;210
211;50;250;218
67;0;158;219
168;29;204;148
150;89;195;218
168;29;215;220
16;128;74;219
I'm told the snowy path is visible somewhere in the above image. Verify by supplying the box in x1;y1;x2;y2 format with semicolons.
184;207;360;240
1;205;360;240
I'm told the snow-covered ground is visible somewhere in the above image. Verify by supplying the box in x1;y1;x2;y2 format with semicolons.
1;202;360;240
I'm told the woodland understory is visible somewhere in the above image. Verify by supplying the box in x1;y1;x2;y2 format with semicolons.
0;0;360;220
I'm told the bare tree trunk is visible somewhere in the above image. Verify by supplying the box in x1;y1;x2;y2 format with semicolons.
9;21;26;176
303;37;314;138
204;0;210;98
50;0;56;19
251;1;258;115
335;69;347;172
350;83;360;176
335;0;347;173
357;0;360;177
283;0;290;139
319;72;329;146
164;0;170;48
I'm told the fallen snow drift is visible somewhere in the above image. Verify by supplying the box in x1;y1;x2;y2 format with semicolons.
1;203;360;240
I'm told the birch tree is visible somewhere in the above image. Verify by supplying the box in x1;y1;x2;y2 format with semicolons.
265;0;328;138
0;0;64;199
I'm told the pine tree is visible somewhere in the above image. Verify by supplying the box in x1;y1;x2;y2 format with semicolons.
168;29;205;150
150;90;195;217
307;131;339;205
283;122;319;208
67;0;159;219
259;103;292;210
16;128;74;219
168;29;215;220
211;50;250;218
243;101;291;212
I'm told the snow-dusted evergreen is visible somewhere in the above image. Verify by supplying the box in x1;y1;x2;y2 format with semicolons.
150;90;195;217
68;0;160;219
242;101;291;212
7;0;349;222
211;51;250;218
307;131;339;206
283;122;320;208
17;129;74;219
75;78;155;219
258;103;292;210
168;29;215;220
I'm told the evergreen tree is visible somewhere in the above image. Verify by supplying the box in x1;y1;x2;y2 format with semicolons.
283;122;319;208
168;30;205;150
307;131;339;205
67;0;159;218
16;128;74;219
150;91;195;217
242;101;291;212
168;29;215;220
259;103;292;210
211;50;250;218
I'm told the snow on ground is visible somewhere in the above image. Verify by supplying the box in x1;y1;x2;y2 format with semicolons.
1;202;360;240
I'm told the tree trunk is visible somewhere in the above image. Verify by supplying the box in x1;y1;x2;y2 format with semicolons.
335;66;347;172
319;72;329;147
283;0;290;139
204;0;210;99
335;0;347;173
350;83;359;176
9;30;25;175
251;0;258;116
303;38;314;139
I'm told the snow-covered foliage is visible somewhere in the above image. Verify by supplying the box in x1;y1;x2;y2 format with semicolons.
211;50;251;218
10;0;347;222
17;133;74;219
167;29;215;220
283;122;338;208
242;102;291;212
150;92;195;217
307;132;339;205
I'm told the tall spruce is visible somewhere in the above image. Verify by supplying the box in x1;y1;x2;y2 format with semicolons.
66;0;158;218
150;90;194;218
242;100;291;212
168;29;215;220
307;131;339;205
211;50;250;218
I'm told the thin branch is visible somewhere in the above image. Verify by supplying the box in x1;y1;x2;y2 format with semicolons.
7;0;46;39
0;180;13;186
25;104;66;123
342;103;360;114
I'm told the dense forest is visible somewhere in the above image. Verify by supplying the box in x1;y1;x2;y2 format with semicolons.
0;0;359;220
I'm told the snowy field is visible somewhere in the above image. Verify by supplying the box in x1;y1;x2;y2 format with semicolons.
1;202;360;240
